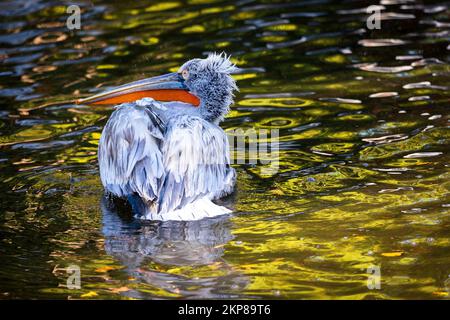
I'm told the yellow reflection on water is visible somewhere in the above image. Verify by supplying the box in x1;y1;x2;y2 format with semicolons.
140;37;159;46
360;127;449;161
232;73;257;81
323;54;347;64
231;11;257;20
266;24;298;31
312;142;357;154
260;36;288;43
165;12;199;24
201;6;234;14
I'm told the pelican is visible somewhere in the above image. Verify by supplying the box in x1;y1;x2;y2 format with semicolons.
78;53;238;221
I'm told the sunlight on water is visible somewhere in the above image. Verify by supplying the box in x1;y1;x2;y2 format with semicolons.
0;0;449;299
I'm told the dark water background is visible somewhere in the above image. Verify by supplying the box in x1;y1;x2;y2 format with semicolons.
0;0;449;299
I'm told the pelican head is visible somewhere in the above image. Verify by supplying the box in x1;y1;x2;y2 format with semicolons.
178;53;239;122
77;52;239;123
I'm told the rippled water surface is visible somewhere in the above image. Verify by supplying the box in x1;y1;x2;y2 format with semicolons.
1;0;449;299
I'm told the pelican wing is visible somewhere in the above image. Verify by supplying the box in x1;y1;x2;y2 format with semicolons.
98;103;165;202
158;115;235;213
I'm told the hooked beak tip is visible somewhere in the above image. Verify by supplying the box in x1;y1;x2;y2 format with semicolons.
77;72;200;106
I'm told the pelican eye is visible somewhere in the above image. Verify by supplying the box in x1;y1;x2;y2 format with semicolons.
181;69;189;80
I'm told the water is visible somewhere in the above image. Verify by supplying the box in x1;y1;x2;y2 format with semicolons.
0;0;449;299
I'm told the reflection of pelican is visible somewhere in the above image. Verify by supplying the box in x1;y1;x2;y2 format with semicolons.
80;53;239;221
101;197;249;298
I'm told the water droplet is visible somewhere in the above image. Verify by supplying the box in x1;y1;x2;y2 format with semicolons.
358;39;407;47
369;92;398;98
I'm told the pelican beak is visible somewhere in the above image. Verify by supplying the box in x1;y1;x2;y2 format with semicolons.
76;72;200;106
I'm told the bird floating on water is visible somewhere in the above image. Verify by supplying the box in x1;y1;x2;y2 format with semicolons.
78;53;239;221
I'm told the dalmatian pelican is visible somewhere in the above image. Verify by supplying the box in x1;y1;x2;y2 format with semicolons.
77;53;238;221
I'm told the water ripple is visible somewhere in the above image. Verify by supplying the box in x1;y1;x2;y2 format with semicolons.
0;0;449;300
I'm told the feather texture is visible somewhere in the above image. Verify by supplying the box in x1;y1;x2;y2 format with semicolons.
98;99;235;221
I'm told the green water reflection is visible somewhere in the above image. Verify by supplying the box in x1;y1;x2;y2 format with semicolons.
0;0;449;299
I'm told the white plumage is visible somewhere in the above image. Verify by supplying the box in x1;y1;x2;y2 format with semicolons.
97;54;238;221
